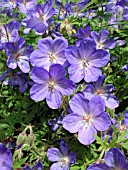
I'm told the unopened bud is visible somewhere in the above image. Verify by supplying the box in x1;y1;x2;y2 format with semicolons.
16;132;27;146
27;133;36;147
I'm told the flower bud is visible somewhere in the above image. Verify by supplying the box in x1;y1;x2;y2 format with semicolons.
16;132;27;146
27;133;36;147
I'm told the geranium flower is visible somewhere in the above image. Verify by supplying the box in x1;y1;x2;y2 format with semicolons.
65;39;110;83
0;20;20;44
30;37;68;71
91;29;116;50
4;38;34;73
24;0;55;34
62;94;111;145
47;141;76;170
30;64;75;109
87;148;128;170
83;75;119;109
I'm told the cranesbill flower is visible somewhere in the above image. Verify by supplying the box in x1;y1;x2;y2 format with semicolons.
4;38;34;73
62;94;111;145
23;161;43;170
47;141;76;170
0;142;12;169
30;37;68;70
30;64;75;109
65;39;110;83
25;1;55;34
83;75;119;109
0;20;20;44
91;29;116;50
87;148;128;170
17;0;36;14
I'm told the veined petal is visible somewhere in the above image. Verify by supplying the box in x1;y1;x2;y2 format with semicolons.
17;60;30;73
84;66;102;83
92;112;111;131
49;64;66;81
89;96;105;116
101;94;119;109
62;113;83;133
56;78;76;96
47;148;63;162
78;124;97;145
30;84;48;101
89;50;110;67
69;93;89;116
68;64;84;83
87;164;111;170
30;67;49;84
46;88;62;109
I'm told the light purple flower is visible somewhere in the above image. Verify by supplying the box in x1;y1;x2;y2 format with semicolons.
30;64;76;109
17;0;36;14
47;141;76;170
83;75;119;109
62;94;111;145
30;37;68;71
65;39;110;83
4;38;34;73
91;29;116;50
0;142;12;169
0;20;20;44
85;9;97;20
25;1;55;34
87;148;128;170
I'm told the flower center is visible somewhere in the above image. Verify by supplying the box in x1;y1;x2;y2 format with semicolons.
96;89;104;95
97;42;104;49
49;53;56;62
62;156;69;165
83;115;91;122
82;59;89;67
48;81;55;92
118;125;127;132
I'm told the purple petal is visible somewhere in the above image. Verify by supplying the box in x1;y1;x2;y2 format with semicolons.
89;96;106;116
30;67;49;84
46;89;62;109
99;29;109;41
89;50;110;67
84;66;102;83
68;64;84;83
65;46;82;64
104;148;127;169
92;112;111;131
124;111;128;127
87;164;111;170
103;39;116;49
62;113;82;133
83;84;96;100
56;78;76;96
69;93;89;116
49;64;66;81
91;31;99;43
78;124;97;145
60;141;69;156
30;84;48;101
47;148;63;162
17;60;30;73
50;162;67;170
101;94;119;109
69;152;76;164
